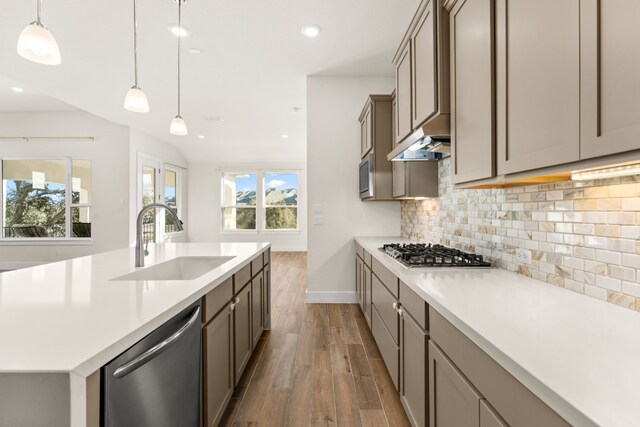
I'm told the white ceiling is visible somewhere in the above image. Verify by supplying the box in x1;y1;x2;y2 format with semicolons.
0;75;77;112
0;0;419;163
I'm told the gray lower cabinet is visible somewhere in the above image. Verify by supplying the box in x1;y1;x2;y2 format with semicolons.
203;303;233;427
234;283;252;385
400;308;428;427
363;263;372;327
480;400;508;427
428;340;481;427
251;276;263;349
356;255;364;311
371;305;400;390
262;263;271;329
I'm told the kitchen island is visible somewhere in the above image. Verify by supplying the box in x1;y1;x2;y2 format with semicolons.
357;236;640;427
0;242;270;427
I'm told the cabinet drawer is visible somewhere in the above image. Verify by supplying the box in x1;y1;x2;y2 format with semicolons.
429;308;570;427
251;255;263;278
234;264;252;294
355;242;364;260
372;257;399;298
372;305;400;390
203;277;233;324
399;280;428;331
371;274;398;344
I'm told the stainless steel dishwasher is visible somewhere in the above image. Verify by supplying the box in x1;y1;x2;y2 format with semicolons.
102;301;201;427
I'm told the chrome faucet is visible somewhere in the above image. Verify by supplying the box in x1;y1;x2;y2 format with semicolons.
136;203;184;267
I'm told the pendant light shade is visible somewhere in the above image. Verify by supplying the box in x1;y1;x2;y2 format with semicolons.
124;86;149;112
170;115;188;135
170;0;187;135
124;0;149;112
17;0;61;65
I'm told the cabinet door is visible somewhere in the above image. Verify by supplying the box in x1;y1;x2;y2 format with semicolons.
429;341;481;427
450;0;495;184
393;161;407;198
361;105;373;158
363;264;372;327
234;284;252;385
480;400;508;427
412;0;437;128
203;304;233;427
496;0;580;175
356;256;364;310
400;308;428;427
262;264;271;330
392;94;398;145
396;42;413;143
251;276;263;349
580;0;640;159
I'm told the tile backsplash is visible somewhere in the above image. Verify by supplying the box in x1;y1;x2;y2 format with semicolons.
401;158;640;311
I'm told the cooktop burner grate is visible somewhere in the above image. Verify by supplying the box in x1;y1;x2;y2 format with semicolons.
380;243;492;268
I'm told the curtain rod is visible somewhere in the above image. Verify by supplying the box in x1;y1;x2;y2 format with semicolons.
0;136;95;142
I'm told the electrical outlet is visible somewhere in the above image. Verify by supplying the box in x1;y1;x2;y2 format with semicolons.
313;215;323;225
516;248;531;265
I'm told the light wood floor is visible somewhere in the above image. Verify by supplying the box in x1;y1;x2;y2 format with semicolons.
219;252;411;427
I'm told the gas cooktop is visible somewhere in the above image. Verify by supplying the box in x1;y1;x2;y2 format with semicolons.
380;243;492;268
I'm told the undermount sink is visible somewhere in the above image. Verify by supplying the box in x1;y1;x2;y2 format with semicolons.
112;256;235;281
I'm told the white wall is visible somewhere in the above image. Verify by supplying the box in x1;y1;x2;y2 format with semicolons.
188;162;307;251
128;128;189;245
306;76;401;302
0;111;130;265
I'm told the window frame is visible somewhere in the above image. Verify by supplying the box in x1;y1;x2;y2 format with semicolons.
163;165;183;237
0;156;93;244
220;169;301;234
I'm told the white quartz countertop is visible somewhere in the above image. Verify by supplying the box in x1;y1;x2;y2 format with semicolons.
357;236;640;427
0;242;269;377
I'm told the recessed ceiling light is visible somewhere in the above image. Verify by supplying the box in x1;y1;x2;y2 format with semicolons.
168;24;189;37
292;107;301;113
301;25;321;38
202;115;223;122
187;48;201;54
281;134;289;139
197;135;205;139
11;87;24;93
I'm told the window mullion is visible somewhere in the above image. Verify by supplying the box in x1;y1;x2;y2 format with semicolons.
65;158;72;239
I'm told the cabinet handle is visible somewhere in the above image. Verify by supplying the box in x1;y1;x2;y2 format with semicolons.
398;308;404;317
392;302;399;311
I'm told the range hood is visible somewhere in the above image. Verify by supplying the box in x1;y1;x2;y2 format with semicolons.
387;114;451;161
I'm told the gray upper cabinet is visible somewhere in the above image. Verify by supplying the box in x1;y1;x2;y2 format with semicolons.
394;0;450;145
411;0;437;128
496;0;580;175
429;341;482;427
580;0;640;160
450;0;496;184
360;103;373;158
359;95;394;201
396;43;413;143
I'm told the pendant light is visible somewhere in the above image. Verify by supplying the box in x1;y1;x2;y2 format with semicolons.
17;0;61;65
124;0;149;112
169;0;187;135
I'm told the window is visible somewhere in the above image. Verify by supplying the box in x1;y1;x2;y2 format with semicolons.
222;173;257;231
1;159;92;239
222;170;300;232
137;154;184;244
264;172;298;230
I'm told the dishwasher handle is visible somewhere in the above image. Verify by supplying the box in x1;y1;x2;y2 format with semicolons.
113;306;201;379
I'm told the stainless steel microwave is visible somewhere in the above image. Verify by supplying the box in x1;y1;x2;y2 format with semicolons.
359;153;374;199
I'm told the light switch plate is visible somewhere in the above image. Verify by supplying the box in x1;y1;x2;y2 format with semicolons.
516;248;531;265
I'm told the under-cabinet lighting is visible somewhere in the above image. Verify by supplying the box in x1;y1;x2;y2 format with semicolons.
571;163;640;181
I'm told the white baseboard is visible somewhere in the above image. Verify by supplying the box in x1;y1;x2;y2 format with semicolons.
305;290;358;304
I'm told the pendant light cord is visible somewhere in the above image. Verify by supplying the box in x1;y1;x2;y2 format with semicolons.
133;0;139;87
177;0;182;116
36;0;42;23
